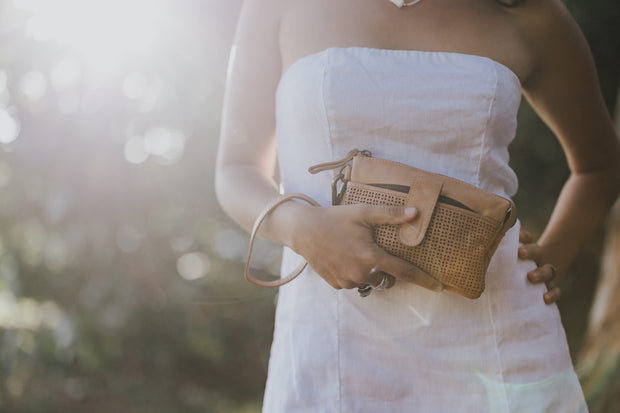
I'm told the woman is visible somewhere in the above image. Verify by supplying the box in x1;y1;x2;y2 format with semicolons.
216;0;620;411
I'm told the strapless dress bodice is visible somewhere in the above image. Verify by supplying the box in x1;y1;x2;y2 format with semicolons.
275;47;522;205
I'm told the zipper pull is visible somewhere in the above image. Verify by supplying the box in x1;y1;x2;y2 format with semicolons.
308;149;371;174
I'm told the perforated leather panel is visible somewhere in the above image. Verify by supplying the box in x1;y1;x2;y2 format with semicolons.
342;182;502;298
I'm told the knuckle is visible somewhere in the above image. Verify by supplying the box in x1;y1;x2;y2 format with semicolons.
358;249;378;265
354;204;373;218
351;268;372;284
385;205;402;217
329;281;343;290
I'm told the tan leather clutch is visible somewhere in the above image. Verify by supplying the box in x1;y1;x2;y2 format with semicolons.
245;149;516;299
308;149;517;298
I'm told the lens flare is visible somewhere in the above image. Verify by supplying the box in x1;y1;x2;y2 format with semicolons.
16;0;166;74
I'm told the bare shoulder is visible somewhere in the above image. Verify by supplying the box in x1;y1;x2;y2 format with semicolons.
513;0;619;173
513;0;591;88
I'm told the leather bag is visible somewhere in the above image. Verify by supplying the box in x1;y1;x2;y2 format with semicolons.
246;149;517;299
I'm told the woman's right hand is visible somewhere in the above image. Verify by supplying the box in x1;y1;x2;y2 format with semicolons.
289;203;443;292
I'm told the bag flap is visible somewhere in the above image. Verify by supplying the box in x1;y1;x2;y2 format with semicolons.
399;178;443;247
350;155;513;224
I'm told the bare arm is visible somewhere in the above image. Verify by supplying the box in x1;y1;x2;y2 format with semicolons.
518;0;620;300
216;0;284;234
215;0;440;291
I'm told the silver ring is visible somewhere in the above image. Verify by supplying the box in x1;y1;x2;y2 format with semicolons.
358;267;381;297
358;285;372;297
375;273;390;290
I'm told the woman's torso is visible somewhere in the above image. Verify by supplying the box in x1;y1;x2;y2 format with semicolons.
267;43;587;413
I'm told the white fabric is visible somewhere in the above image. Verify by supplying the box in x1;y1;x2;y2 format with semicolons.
265;47;587;412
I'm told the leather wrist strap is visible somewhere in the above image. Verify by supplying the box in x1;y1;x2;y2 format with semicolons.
245;193;321;288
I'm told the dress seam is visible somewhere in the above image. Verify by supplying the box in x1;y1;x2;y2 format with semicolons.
322;50;336;172
482;64;510;412
320;49;342;413
475;61;499;188
485;283;511;411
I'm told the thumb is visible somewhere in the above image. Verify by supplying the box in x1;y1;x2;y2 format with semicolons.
356;205;418;225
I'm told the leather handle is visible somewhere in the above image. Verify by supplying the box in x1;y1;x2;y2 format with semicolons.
245;193;321;288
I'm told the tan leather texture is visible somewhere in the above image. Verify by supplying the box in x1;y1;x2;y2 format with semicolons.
245;150;517;299
315;149;517;299
350;156;515;224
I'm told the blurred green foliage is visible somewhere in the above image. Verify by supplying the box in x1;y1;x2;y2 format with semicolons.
0;0;617;412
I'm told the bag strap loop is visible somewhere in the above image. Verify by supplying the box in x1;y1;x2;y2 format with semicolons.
245;193;321;288
307;149;370;174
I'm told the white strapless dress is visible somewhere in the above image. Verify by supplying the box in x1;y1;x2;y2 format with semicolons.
264;47;587;413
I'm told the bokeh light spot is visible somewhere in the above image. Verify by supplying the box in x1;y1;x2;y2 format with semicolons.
176;252;210;281
212;228;246;261
40;301;63;329
0;109;20;143
115;225;143;253
144;127;185;163
122;72;148;100
50;58;81;91
18;70;47;102
124;136;149;164
18;0;166;76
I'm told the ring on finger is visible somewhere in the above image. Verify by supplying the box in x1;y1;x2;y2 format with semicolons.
358;267;380;297
374;273;390;290
548;264;557;281
358;284;372;297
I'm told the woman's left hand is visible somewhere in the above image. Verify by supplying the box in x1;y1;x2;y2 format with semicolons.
518;229;562;305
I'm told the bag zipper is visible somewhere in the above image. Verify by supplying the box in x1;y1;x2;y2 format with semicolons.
366;183;475;212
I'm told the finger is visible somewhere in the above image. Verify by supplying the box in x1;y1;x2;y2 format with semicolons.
518;243;543;263
377;253;442;292
526;264;557;284
355;205;418;225
543;286;562;305
519;229;533;244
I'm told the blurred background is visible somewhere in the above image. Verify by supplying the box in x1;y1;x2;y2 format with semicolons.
0;0;618;412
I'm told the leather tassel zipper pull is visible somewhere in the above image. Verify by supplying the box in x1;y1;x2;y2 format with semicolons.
308;149;371;174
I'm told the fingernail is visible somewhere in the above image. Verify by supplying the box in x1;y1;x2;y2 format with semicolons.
404;207;417;216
